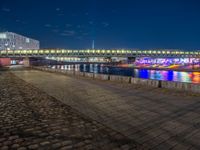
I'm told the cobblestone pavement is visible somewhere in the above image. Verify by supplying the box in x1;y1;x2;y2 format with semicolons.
12;69;200;150
0;71;144;150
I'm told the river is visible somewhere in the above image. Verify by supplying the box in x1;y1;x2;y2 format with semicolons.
48;64;200;84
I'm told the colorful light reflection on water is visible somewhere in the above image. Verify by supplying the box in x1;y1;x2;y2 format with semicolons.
50;64;200;84
134;69;200;84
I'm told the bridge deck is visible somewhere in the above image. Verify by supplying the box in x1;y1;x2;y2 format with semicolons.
0;49;200;58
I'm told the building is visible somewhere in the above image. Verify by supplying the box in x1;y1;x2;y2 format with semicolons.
0;32;39;50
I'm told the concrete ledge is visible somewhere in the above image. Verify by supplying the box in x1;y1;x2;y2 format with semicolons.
161;80;200;93
74;71;84;76
94;73;109;80
110;75;131;83
65;70;74;75
191;84;200;93
85;72;94;78
32;67;200;93
131;78;159;88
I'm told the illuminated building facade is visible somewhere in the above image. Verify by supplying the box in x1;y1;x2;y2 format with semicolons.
0;32;39;50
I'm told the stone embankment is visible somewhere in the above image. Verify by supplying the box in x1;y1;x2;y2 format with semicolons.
34;67;200;94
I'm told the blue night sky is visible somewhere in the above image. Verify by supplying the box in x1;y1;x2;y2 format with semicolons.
0;0;200;50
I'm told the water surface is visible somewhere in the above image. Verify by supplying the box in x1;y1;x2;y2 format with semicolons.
49;64;200;84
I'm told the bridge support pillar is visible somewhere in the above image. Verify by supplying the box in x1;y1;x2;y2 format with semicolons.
23;57;30;67
105;57;112;62
127;57;135;64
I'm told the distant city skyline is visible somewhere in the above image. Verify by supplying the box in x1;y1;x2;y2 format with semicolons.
0;0;200;50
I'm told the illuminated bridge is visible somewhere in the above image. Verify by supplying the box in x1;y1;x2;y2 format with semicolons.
0;49;200;58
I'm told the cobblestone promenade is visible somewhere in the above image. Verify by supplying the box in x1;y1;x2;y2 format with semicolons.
2;68;200;150
0;71;143;150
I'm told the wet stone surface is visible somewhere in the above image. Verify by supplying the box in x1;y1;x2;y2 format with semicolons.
0;71;144;150
11;69;200;150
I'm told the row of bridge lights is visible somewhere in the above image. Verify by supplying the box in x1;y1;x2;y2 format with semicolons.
0;49;200;55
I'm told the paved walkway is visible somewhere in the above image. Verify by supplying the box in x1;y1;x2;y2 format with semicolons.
0;71;142;150
11;69;200;150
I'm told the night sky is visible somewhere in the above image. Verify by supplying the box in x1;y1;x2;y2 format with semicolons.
0;0;200;50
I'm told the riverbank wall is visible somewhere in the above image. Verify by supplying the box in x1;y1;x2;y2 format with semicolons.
32;67;200;94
